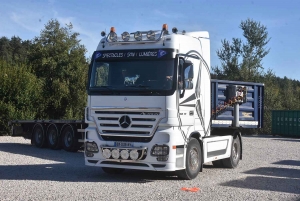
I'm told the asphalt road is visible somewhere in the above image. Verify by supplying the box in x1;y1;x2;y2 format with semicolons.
0;135;299;201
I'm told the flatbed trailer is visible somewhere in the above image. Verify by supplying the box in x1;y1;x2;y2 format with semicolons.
9;119;87;152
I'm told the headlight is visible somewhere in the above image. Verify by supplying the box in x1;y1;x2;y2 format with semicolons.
134;31;142;41
151;144;169;156
121;31;130;41
86;142;99;153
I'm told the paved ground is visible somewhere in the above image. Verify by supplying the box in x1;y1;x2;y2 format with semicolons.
0;135;299;201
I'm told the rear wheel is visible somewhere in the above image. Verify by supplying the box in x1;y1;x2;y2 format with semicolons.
32;124;47;148
177;138;201;180
102;167;125;174
47;124;61;150
222;136;241;168
61;125;79;152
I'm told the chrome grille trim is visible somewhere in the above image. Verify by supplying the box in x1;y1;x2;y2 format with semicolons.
91;107;164;137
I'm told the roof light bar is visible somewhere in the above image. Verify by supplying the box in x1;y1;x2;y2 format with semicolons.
103;24;170;44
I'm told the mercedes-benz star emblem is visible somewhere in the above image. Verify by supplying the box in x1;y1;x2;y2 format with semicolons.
119;115;131;128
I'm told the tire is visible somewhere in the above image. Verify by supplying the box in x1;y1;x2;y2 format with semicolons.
47;124;61;150
61;125;79;152
32;124;47;148
222;136;241;168
102;167;125;174
177;138;201;180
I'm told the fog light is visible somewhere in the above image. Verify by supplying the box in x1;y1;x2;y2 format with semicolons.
120;150;129;160
157;155;168;161
151;144;169;156
102;149;111;159
112;149;120;159
130;149;139;160
86;142;99;153
85;151;94;157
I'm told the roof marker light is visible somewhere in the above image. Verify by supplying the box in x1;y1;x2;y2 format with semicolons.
110;27;116;32
172;27;178;34
162;24;168;31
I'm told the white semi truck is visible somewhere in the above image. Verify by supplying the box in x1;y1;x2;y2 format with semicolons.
83;24;264;179
9;24;264;179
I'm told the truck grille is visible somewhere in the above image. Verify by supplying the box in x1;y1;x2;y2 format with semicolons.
91;108;163;138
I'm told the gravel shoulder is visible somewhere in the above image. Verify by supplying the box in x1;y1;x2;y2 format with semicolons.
0;135;299;201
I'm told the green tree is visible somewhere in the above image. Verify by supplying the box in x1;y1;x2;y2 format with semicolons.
0;37;12;62
29;19;88;119
212;19;270;82
0;60;43;133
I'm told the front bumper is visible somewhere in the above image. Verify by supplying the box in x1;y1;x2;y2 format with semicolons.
84;127;185;171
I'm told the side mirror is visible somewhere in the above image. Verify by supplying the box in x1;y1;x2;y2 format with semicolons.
183;61;193;90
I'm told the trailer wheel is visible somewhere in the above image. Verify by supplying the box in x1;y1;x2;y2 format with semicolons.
222;136;241;168
61;125;78;152
47;124;61;150
32;124;47;148
177;138;201;180
102;167;125;174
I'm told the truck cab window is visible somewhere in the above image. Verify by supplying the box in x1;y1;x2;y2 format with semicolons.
184;64;193;90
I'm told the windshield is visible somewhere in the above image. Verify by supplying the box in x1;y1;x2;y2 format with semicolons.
89;59;175;92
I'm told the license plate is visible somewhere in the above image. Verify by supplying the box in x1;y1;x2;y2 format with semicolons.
114;141;133;147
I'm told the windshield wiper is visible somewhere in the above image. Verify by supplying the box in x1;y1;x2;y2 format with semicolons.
99;85;115;90
125;85;151;88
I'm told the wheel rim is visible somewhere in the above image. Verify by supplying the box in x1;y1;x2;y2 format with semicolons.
189;147;199;171
64;131;72;147
35;128;42;144
233;142;238;160
49;129;57;145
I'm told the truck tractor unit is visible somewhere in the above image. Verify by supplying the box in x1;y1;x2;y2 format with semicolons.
83;24;264;179
10;24;263;180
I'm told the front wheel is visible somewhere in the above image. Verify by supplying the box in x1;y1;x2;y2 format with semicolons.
222;136;241;168
177;138;201;180
61;125;79;152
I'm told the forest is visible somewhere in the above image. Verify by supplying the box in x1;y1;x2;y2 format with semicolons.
0;19;300;135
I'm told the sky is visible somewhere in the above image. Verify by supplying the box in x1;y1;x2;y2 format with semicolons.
1;0;300;80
